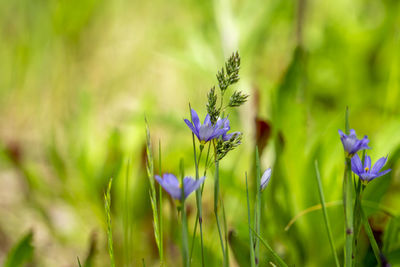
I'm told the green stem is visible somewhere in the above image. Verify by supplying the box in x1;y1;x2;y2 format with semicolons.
254;147;261;266
187;103;205;266
158;141;164;264
343;107;353;266
246;173;256;267
314;160;340;267
251;228;288;267
180;159;189;267
214;158;226;263
343;157;354;267
221;199;229;267
352;179;362;266
189;142;211;262
360;186;382;266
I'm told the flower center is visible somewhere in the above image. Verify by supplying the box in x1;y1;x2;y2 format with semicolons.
364;167;369;172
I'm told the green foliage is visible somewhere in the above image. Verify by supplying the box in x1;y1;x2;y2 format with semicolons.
4;231;34;267
2;0;400;266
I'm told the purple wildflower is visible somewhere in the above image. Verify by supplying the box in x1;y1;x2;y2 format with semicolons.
351;154;391;185
338;129;370;156
184;109;230;144
155;173;205;200
260;168;271;191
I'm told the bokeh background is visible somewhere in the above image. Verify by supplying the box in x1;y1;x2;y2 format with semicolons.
1;0;400;266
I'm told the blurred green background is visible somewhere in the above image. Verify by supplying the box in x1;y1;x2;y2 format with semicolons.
1;0;400;266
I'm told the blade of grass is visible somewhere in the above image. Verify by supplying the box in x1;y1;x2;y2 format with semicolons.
343;107;354;267
180;158;189;267
361;206;382;266
104;177;115;267
246;173;256;267
285;200;400;231
213;148;226;265
158;140;164;264
145;118;162;261
221;198;229;267
123;158;132;267
254;146;261;265
314;160;340;267
251;228;288;267
4;230;34;267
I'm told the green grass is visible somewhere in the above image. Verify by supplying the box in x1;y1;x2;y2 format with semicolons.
1;0;400;266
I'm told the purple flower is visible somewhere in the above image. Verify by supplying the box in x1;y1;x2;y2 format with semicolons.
351;154;391;184
184;109;230;144
155;173;205;200
338;129;370;156
260;168;271;191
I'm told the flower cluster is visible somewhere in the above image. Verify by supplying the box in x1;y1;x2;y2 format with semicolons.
156;52;248;202
339;129;391;185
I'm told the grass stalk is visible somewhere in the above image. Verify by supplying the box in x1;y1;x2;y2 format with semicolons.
104;177;115;267
187;104;205;266
361;207;382;266
254;146;261;265
214;158;226;264
180;159;190;267
158;140;164;264
246;173;256;267
343;108;354;267
314;160;340;267
251;228;288;267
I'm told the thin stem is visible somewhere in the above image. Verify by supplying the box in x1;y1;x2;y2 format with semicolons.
187;103;205;266
189;142;211;262
314;160;340;267
221;199;229;267
246;173;256;267
158;141;164;264
104;178;115;267
285;200;400;231
180;159;189;267
214;158;226;262
343;107;354;267
254;147;261;266
361;206;382;267
343;157;354;267
251;228;288;267
352;178;362;266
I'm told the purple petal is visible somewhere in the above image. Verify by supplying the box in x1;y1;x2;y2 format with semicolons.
364;155;371;170
351;154;363;174
351;136;370;154
208;128;228;141
184;119;199;138
191;109;201;131
261;168;271;191
183;176;205;198
215;117;230;130
338;129;346;138
371;156;387;174
199;125;215;141
204;114;211;125
376;168;391;178
157;173;181;200
360;172;377;182
349;129;356;137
